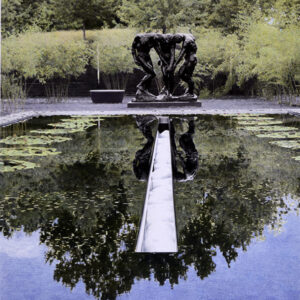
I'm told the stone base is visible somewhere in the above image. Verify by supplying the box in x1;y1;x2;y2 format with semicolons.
127;100;202;108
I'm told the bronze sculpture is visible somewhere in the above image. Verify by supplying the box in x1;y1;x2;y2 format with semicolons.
131;34;159;101
155;34;184;100
174;34;198;101
132;33;198;102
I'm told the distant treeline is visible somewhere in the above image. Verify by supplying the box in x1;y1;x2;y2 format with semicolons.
2;0;300;37
1;0;300;103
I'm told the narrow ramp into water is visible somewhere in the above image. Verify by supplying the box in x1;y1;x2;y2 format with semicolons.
136;117;177;253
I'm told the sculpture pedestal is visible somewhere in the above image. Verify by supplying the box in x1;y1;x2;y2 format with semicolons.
127;100;202;108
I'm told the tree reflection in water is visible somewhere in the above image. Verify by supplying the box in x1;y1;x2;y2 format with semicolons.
0;115;299;300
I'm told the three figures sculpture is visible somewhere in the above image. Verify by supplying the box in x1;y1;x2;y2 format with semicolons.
132;33;198;102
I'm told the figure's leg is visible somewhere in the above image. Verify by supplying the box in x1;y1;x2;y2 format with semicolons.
136;56;156;92
160;65;168;94
187;76;195;95
138;72;155;91
179;63;189;92
186;61;196;94
169;71;175;94
179;62;196;95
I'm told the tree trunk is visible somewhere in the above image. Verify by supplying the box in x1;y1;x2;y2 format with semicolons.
82;23;86;40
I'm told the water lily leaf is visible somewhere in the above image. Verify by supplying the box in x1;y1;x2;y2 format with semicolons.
48;122;95;129
0;159;37;173
269;140;300;150
228;114;269;117
30;128;81;135
256;132;300;139
69;115;122;118
240;126;298;132
234;116;275;120
69;116;105;120
0;135;72;145
237;121;284;126
0;147;61;157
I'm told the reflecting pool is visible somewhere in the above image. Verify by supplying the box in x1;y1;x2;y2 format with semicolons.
0;114;300;300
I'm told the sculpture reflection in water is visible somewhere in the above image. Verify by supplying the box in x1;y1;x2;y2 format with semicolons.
0;116;298;300
133;116;156;180
133;116;199;182
170;118;199;181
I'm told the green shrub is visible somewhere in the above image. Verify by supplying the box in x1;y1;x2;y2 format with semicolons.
2;31;91;101
238;22;300;104
192;29;240;97
2;25;299;102
1;75;26;113
91;28;137;89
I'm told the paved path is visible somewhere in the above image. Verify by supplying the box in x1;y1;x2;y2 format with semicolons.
1;96;299;127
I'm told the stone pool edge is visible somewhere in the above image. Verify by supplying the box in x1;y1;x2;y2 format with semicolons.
1;109;300;127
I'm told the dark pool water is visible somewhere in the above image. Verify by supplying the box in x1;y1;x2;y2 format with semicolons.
0;114;300;300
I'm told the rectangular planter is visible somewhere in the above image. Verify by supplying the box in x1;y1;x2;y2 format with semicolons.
90;90;125;103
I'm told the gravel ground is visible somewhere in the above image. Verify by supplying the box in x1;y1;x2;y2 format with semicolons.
1;96;299;127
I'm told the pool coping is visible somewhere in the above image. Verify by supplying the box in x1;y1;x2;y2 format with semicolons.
1;108;300;127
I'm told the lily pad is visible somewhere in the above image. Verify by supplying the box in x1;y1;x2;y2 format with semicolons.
48;122;95;129
48;117;97;129
256;132;300;139
232;114;270;117
0;159;38;173
237;121;284;126
234;116;275;121
240;126;298;132
0;135;72;145
0;147;61;157
69;115;121;118
30;128;82;135
269;140;300;150
69;116;105;119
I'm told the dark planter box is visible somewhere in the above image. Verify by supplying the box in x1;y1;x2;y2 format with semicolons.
90;90;125;103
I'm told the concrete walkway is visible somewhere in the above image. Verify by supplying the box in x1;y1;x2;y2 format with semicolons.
1;96;299;127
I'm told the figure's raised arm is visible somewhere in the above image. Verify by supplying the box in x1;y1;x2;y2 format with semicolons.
154;43;168;66
167;45;176;72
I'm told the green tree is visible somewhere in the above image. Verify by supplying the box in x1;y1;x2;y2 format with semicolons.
51;0;120;39
1;0;29;37
271;0;300;28
182;0;273;33
1;0;55;37
118;0;185;33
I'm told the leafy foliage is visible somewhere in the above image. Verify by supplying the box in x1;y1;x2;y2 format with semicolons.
118;0;185;33
0;75;26;113
192;28;240;97
237;22;300;102
91;29;137;88
1;31;91;101
2;31;90;82
1;0;54;38
50;0;120;39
